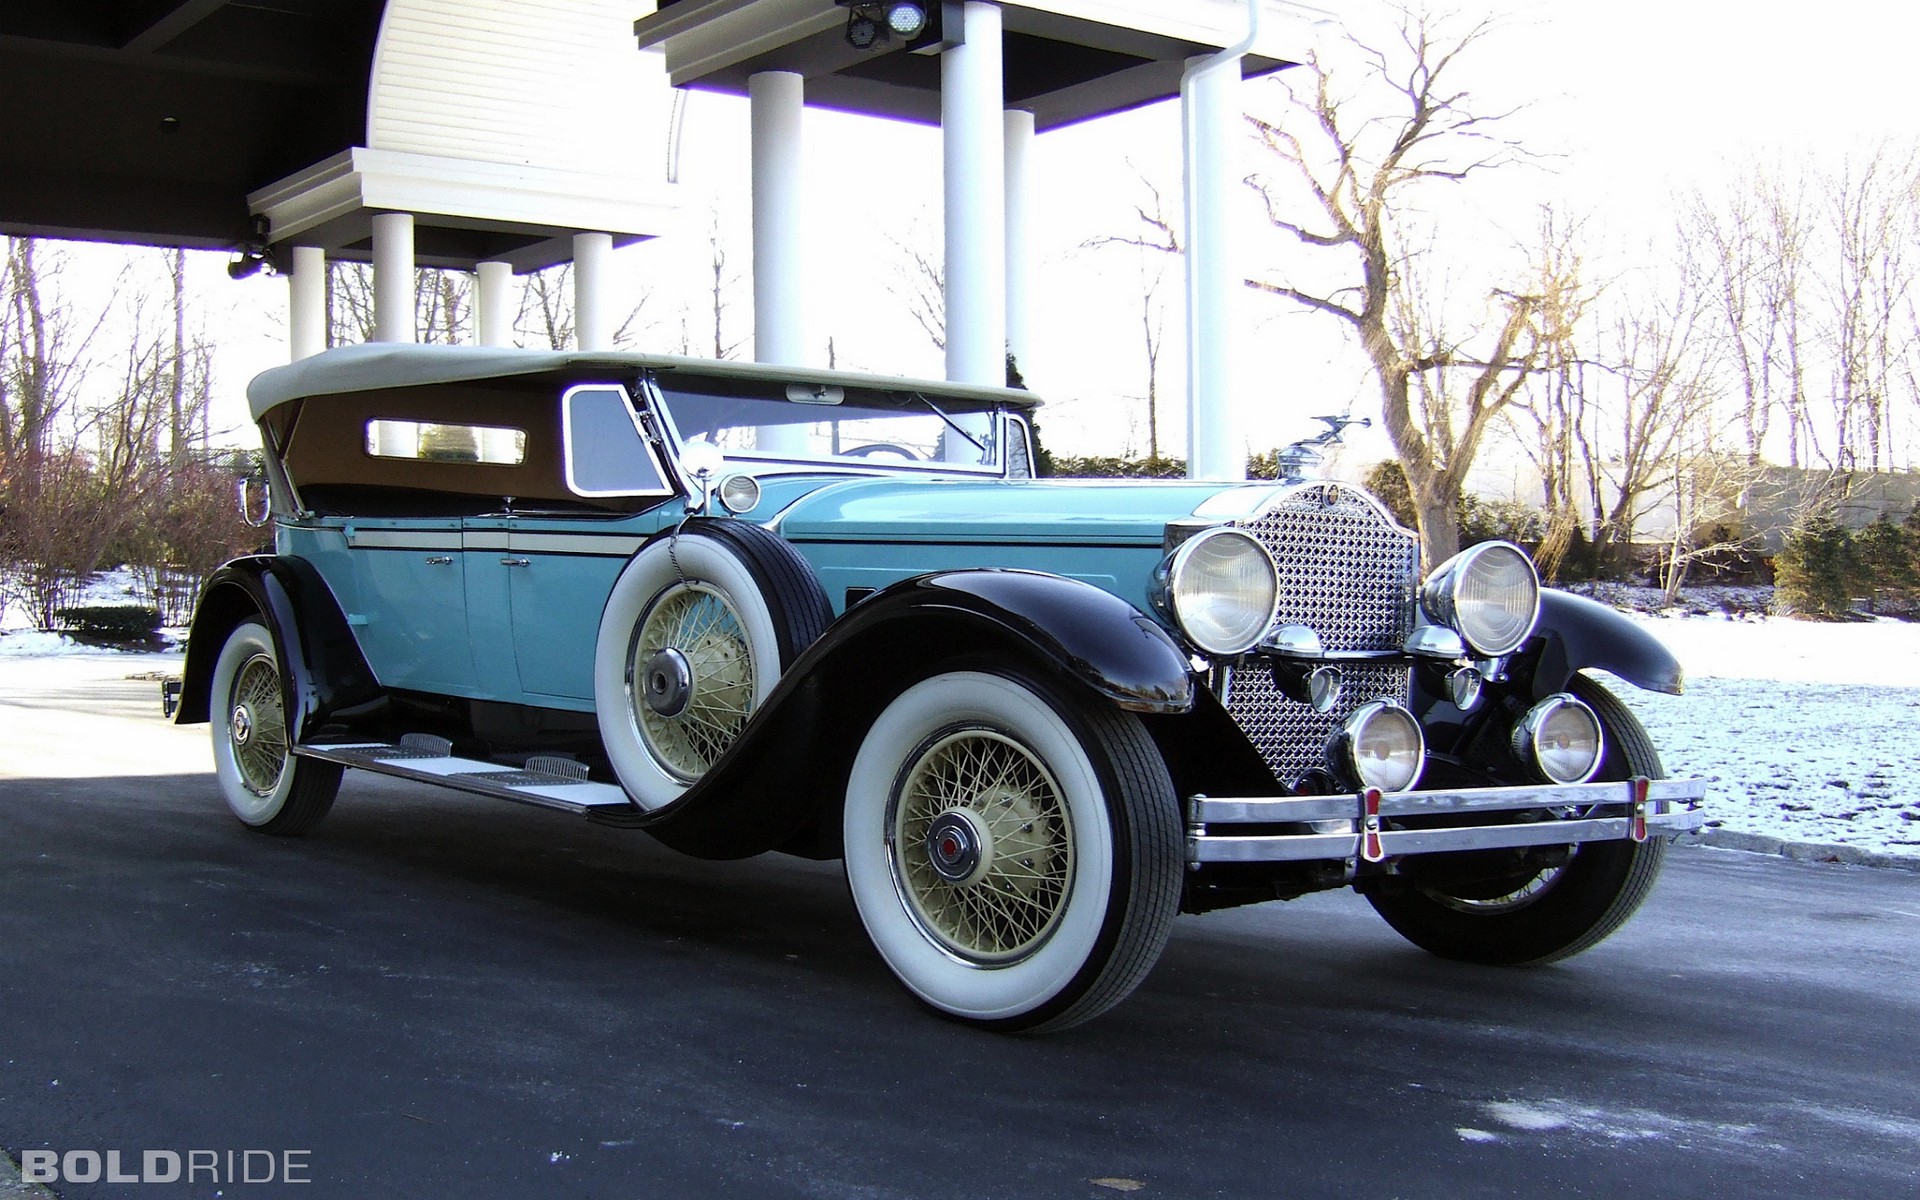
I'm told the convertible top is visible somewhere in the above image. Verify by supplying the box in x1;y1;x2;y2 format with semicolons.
246;343;1041;422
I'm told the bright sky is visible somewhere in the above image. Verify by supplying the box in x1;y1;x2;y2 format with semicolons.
80;1;1920;461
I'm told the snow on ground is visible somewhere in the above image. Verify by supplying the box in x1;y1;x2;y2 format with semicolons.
1;572;1917;861
1601;613;1920;861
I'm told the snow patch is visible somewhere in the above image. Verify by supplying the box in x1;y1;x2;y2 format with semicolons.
1483;1098;1763;1146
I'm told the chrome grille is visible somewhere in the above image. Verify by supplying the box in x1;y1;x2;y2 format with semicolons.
1230;483;1421;783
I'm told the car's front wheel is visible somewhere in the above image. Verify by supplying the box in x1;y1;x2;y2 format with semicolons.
1365;674;1669;965
843;669;1183;1032
208;619;341;835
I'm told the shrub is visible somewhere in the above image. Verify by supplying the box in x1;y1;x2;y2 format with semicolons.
55;604;163;642
1854;512;1920;617
1772;515;1859;620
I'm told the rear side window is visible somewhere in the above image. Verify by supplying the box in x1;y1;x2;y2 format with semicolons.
563;385;671;497
365;419;526;464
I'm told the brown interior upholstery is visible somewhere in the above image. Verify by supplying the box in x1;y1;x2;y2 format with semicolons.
269;381;637;515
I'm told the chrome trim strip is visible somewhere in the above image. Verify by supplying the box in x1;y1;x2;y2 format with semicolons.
346;529;464;550
508;532;646;557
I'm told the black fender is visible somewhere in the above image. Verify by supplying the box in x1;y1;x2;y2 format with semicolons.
175;556;382;741
623;569;1198;860
1527;589;1685;698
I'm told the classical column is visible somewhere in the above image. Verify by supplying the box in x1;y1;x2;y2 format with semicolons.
574;232;614;350
942;2;1006;388
1003;107;1035;383
1182;52;1246;480
475;260;513;347
749;70;808;367
287;245;326;360
371;211;415;344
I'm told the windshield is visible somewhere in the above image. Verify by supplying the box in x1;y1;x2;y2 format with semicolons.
653;378;1003;473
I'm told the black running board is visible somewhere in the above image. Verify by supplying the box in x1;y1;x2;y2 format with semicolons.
294;734;636;817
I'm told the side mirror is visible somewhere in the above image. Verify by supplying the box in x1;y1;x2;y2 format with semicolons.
236;476;272;528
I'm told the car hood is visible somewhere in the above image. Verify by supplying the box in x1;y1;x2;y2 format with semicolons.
772;476;1256;546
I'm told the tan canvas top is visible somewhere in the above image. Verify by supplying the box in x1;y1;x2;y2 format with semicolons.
246;343;1040;423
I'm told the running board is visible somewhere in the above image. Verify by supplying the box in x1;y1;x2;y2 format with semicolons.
294;734;636;817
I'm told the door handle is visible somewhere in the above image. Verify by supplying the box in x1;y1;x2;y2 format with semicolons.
501;557;531;567
424;555;453;565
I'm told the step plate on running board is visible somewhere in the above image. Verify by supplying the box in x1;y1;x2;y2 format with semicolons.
294;741;635;816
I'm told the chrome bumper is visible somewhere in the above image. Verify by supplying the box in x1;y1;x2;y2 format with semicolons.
1186;777;1707;866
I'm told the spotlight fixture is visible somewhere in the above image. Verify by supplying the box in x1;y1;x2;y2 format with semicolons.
837;1;927;50
845;10;881;50
226;218;277;280
884;2;927;36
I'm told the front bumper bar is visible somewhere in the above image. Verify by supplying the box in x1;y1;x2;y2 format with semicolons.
1187;777;1706;866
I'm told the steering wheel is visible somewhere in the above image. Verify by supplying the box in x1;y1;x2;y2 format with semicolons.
842;443;922;462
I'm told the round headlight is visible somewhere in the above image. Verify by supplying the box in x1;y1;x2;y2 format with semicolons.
1330;700;1426;793
1421;541;1540;657
1155;528;1280;655
1513;693;1605;784
715;472;762;515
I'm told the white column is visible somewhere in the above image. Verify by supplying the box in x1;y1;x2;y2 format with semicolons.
371;211;415;344
943;1;1006;387
749;70;808;367
1003;108;1035;384
1182;54;1246;480
288;245;327;360
475;260;513;347
574;232;614;350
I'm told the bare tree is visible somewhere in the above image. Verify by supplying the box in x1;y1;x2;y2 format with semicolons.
1086;172;1180;460
707;212;744;360
1242;9;1552;565
327;262;474;346
518;262;575;350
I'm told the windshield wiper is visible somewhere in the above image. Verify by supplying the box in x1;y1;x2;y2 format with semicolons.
907;392;991;456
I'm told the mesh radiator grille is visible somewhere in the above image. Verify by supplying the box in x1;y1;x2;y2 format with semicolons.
1229;483;1421;783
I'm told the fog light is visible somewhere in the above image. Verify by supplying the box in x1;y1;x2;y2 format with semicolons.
1514;693;1604;784
1330;700;1425;793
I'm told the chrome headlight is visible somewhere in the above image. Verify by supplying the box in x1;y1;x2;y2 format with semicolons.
1330;700;1426;793
715;471;762;514
1421;541;1540;657
1513;693;1605;784
1153;527;1280;656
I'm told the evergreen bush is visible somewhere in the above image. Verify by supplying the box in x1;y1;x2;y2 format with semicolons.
54;604;163;643
1772;515;1859;620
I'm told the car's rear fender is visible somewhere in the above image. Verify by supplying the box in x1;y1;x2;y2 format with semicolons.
1526;588;1685;698
626;569;1201;860
175;556;382;740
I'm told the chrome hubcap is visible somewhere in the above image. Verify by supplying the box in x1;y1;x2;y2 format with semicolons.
228;654;288;797
641;647;694;717
230;705;254;746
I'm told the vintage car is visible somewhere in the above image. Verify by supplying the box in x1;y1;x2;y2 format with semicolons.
171;342;1704;1032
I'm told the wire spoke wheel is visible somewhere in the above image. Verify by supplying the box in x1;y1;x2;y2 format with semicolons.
208;618;339;835
1425;862;1568;914
630;582;756;780
889;727;1074;964
229;653;289;796
844;670;1183;1032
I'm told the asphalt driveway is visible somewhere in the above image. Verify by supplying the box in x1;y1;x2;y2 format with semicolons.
2;658;1917;1198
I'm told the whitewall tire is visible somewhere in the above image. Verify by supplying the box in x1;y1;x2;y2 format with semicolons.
844;670;1182;1031
593;521;829;811
208;619;340;835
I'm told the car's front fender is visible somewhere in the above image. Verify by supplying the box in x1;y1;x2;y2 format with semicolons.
622;569;1197;860
1527;589;1685;698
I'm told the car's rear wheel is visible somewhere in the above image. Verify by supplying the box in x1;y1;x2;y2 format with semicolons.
594;520;829;810
1365;674;1669;965
843;669;1183;1032
208;619;340;835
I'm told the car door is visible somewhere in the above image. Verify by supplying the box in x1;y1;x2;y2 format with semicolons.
342;517;478;695
479;384;680;705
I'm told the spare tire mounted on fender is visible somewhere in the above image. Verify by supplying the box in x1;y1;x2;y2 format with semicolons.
593;519;830;811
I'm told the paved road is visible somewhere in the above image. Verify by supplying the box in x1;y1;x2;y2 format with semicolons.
2;659;1917;1199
